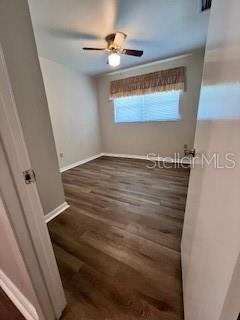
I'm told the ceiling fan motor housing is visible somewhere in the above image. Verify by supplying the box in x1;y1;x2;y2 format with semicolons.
105;32;126;52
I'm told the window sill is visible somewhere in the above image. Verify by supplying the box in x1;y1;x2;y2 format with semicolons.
114;118;181;124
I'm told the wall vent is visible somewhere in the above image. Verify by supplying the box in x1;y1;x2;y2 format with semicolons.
201;0;212;12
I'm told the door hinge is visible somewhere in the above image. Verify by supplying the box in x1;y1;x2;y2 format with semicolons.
23;169;36;184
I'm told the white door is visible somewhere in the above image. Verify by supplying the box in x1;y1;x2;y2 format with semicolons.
181;1;240;320
0;45;66;319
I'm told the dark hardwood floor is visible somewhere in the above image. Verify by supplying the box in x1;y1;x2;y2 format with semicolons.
48;156;189;320
0;289;25;320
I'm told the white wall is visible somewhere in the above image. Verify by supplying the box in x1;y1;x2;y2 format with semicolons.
0;0;65;215
97;51;204;157
40;57;102;170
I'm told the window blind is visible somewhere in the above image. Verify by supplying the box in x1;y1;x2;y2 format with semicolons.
114;91;181;123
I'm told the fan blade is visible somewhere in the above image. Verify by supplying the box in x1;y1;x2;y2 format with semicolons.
113;32;127;48
83;47;106;51
122;49;143;57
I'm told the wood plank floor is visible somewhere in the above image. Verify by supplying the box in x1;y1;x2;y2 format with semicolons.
0;289;25;320
48;156;190;320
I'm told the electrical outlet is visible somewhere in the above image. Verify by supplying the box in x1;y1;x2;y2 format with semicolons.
60;153;63;158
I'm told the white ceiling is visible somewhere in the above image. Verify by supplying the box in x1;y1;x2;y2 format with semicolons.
28;0;210;76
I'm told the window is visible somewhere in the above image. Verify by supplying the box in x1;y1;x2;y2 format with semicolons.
114;90;181;123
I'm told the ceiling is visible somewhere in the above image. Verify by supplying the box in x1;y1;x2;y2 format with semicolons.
28;0;210;76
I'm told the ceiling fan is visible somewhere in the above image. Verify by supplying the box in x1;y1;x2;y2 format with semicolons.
83;32;144;67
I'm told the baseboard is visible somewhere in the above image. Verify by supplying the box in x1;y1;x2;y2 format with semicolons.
0;269;39;320
102;153;191;164
59;152;190;171
60;153;104;173
45;201;70;223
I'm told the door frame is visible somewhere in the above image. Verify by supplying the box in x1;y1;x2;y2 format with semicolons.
0;44;66;319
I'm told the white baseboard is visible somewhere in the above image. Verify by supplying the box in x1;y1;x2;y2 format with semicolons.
45;201;70;223
0;269;39;320
60;153;104;173
59;152;190;172
102;153;191;164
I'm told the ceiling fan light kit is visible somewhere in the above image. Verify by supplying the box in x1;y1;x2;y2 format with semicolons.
108;53;121;67
83;31;144;67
